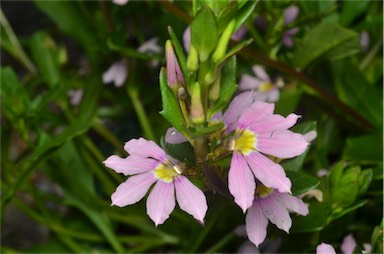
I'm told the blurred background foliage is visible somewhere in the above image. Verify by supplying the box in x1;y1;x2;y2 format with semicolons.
1;0;382;253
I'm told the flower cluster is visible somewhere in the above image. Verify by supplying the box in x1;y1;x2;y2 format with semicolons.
104;7;313;248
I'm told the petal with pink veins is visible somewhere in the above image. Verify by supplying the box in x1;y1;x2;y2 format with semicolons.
260;195;292;233
111;172;157;207
175;175;208;223
238;101;274;129
257;130;308;158
246;152;291;193
229;153;256;213
146;181;175;226
223;91;255;132
124;138;168;161
274;192;309;216
103;155;159;175
246;200;269;247
250;113;300;133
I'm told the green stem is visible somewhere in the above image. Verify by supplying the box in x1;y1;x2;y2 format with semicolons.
57;235;86;253
126;85;156;141
92;120;126;154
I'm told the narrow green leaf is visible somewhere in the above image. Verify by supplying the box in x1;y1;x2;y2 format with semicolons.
34;1;100;65
159;68;188;137
191;7;218;62
292;22;358;69
286;170;319;196
233;0;257;32
207;56;237;118
30;31;61;87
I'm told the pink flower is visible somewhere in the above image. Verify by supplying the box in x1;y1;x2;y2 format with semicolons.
341;234;357;254
316;243;337;254
245;187;309;247
239;65;280;103
165;40;184;92
102;59;128;87
165;127;188;144
137;37;161;55
67;89;83;106
282;6;300;48
226;100;308;212
183;26;191;53
104;138;208;226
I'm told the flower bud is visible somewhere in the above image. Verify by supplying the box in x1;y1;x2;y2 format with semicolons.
212;19;235;63
209;72;221;102
166;40;184;93
187;44;199;72
190;82;205;124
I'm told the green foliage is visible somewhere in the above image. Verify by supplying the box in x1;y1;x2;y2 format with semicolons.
292;22;359;69
191;7;218;62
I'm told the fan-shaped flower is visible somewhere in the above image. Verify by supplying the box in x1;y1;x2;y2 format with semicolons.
102;59;128;87
104;138;208;226
245;186;309;247
226;100;308;212
239;65;280;103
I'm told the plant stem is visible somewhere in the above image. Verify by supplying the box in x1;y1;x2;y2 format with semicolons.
126;85;156;141
359;38;383;71
92;120;126;155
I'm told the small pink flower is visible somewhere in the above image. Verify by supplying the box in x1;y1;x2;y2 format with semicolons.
226;100;308;212
104;138;208;226
282;6;300;48
231;25;247;42
239;65;280;103
102;59;128;87
137;37;161;55
245;188;308;247
183;26;191;53
67;89;83;106
166;41;184;92
341;234;357;254
316;243;337;254
165;127;188;144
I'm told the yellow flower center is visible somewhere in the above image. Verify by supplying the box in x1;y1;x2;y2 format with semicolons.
256;184;273;198
231;129;257;155
153;162;184;183
259;82;274;92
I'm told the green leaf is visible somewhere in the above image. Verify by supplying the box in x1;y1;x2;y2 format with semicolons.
217;1;256;33
339;1;369;26
207;56;237;118
358;169;373;196
333;61;383;129
282;121;317;172
291;201;329;233
34;1;100;65
286;170;319;196
371;221;384;254
30;31;61;87
330;199;368;221
343;134;383;163
292;22;359;69
159;68;188;137
161;138;196;167
191;122;225;137
191;7;218;62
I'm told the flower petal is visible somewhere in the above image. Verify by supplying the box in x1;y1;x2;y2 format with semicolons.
316;243;336;254
124;138;168;162
260;195;292;233
246;200;269;247
252;65;270;82
239;74;261;91
223;91;255;132
257;130;308;158
111;172;157;207
175;175;208;223
229;153;256;213
341;234;357;254
238;101;274;130
165;127;188;144
146;181;175;226
273;192;309;216
246;152;291;193
283;6;299;25
183;26;191;52
103;155;159;175
250;113;300;133
113;60;128;87
137;37;161;54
